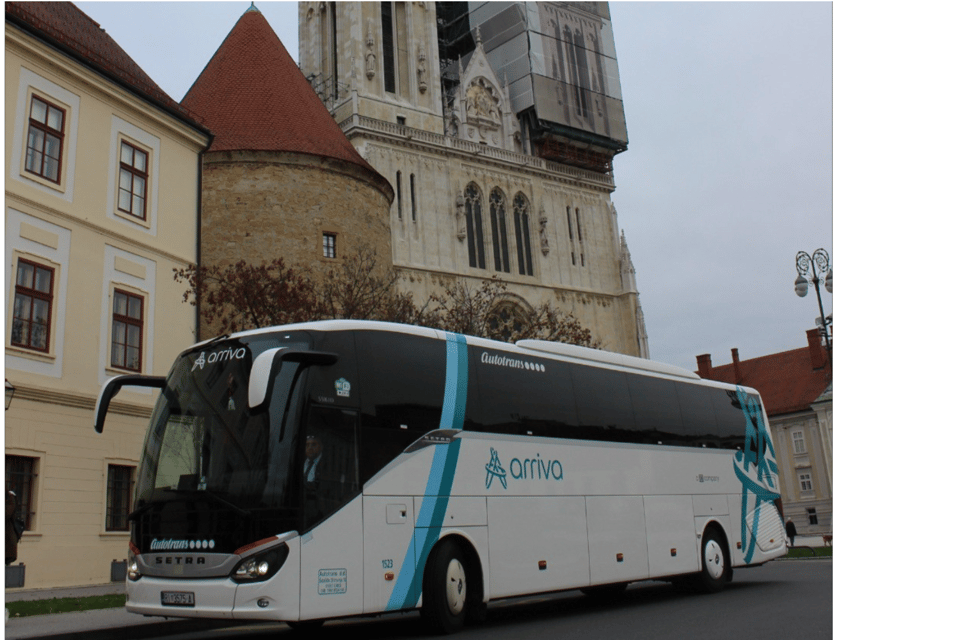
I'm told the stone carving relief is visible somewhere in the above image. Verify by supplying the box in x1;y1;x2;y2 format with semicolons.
455;192;466;241
539;204;550;255
417;45;427;93
365;19;376;80
446;28;521;153
619;230;638;294
465;78;502;126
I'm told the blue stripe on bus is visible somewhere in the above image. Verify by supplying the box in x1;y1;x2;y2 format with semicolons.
439;333;468;431
386;332;468;611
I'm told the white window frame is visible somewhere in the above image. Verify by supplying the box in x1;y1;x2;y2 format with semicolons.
792;430;807;455
322;232;338;259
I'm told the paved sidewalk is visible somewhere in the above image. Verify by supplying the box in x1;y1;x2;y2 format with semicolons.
6;582;124;603
5;606;249;640
5;583;248;640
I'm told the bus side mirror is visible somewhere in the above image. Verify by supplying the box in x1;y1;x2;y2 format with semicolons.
248;349;339;411
95;375;165;433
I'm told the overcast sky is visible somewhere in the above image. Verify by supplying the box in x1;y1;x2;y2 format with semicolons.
70;1;835;370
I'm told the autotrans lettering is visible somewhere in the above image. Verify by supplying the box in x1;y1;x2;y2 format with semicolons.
191;347;247;371
480;351;546;373
150;538;217;551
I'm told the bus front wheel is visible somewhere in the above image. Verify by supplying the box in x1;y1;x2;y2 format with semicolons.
422;539;468;634
692;528;730;593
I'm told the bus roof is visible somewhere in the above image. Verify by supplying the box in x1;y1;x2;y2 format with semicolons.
208;319;704;383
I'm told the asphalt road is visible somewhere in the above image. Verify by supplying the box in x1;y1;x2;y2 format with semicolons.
150;561;831;640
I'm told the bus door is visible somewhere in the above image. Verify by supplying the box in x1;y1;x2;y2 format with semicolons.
299;404;364;620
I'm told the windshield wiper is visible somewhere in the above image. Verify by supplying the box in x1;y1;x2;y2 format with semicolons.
161;489;252;518
128;500;162;522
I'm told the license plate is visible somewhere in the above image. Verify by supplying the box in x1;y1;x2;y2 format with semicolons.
161;591;195;607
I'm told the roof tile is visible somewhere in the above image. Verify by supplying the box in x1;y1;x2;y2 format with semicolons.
6;2;201;127
700;344;831;417
181;6;373;171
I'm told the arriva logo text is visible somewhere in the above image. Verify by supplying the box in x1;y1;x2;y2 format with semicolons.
512;454;564;481
485;448;563;489
192;347;246;371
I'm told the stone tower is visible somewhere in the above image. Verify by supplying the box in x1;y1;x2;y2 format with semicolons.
182;5;394;339
299;2;649;356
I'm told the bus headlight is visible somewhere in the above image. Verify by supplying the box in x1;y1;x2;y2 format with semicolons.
231;543;289;583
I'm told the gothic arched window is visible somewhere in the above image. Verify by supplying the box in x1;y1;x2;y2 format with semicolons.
487;300;529;343
489;189;510;273
513;193;534;276
465;184;485;269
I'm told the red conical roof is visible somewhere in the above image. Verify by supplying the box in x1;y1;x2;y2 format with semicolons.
182;6;372;172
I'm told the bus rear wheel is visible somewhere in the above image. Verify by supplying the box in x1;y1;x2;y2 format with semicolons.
422;539;468;634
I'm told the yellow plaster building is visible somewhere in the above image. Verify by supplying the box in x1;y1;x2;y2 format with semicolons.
5;2;209;588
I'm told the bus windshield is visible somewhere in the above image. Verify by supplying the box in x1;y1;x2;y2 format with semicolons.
132;333;313;554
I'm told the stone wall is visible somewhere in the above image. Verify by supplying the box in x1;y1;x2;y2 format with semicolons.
199;149;394;338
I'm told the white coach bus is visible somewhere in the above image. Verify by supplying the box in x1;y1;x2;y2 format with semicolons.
95;320;785;633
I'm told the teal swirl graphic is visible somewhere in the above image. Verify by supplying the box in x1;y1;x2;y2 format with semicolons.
733;386;779;563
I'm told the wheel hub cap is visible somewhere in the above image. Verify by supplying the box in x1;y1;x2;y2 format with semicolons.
445;559;466;615
704;540;724;580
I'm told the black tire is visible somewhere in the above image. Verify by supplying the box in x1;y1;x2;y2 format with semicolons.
421;539;468;634
691;528;730;594
286;619;325;633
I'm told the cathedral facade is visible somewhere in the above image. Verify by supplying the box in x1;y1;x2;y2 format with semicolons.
298;2;649;357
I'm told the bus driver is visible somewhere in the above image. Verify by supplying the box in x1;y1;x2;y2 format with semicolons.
303;432;322;485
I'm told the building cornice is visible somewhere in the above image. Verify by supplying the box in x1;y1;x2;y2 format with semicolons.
5;190;195;267
339;114;616;193
8;382;153;418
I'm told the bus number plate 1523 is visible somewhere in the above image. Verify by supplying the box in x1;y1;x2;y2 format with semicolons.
161;591;195;607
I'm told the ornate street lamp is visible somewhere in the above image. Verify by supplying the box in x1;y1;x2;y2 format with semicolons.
795;248;833;366
5;379;16;410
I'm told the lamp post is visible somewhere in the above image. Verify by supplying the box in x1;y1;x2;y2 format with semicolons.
5;379;16;410
795;248;833;366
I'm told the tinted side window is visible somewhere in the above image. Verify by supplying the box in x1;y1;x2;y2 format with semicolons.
469;348;578;439
674;382;720;446
572;366;636;442
356;332;446;430
711;388;751;449
356;332;446;483
628;375;683;444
